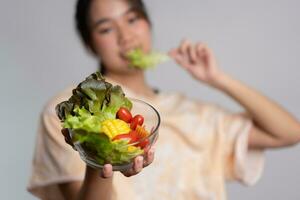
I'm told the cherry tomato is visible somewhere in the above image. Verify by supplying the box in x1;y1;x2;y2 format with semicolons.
130;114;144;130
116;107;132;123
112;131;138;144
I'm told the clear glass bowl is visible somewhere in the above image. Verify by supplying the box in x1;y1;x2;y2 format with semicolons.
70;98;160;171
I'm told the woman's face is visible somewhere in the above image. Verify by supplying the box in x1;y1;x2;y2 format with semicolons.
88;0;152;74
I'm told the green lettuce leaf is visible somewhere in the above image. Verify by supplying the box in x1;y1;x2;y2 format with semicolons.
63;106;104;133
56;72;132;123
126;48;169;69
74;131;143;165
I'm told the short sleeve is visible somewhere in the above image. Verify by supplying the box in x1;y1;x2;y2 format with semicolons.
217;108;265;186
27;100;85;199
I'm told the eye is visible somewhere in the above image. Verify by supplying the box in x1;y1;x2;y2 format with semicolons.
98;27;113;34
128;15;140;24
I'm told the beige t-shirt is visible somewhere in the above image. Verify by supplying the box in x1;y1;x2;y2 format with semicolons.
27;81;264;200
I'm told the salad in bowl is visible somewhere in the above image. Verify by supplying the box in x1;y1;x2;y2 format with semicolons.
56;72;160;171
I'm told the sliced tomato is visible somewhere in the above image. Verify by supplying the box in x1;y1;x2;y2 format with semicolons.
112;130;139;144
130;114;144;130
116;107;132;123
128;130;139;143
112;133;130;141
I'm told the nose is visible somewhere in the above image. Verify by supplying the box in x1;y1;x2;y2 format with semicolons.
117;24;135;50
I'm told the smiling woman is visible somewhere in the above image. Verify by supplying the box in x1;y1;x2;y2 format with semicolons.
76;0;152;75
26;0;300;200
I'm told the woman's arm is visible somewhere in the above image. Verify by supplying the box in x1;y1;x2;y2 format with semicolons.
58;154;151;200
77;165;114;200
59;129;154;199
58;181;82;200
169;39;300;149
214;73;300;148
58;165;113;200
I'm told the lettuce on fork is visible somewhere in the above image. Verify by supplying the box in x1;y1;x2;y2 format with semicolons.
55;72;143;165
126;48;169;69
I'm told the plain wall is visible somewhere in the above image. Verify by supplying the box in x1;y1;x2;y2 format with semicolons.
1;0;299;199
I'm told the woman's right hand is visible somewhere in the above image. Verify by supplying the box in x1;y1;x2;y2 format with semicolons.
101;148;155;178
61;128;155;178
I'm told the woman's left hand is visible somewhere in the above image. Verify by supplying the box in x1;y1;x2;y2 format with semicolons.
169;39;223;87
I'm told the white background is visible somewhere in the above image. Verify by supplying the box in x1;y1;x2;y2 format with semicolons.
0;0;299;199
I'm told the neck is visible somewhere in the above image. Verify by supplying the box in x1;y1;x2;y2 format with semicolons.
104;71;155;97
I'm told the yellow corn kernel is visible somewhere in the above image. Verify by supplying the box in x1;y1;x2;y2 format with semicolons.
101;125;111;138
101;119;130;139
127;145;137;153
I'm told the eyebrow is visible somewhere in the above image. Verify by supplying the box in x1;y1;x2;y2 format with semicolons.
93;18;110;28
92;7;135;28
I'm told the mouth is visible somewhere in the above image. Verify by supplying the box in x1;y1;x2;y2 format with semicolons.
119;51;133;67
120;45;143;60
119;52;130;60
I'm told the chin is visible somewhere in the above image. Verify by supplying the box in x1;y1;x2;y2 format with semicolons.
109;65;138;75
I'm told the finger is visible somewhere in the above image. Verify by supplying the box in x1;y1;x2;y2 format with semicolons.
196;43;212;60
196;43;210;65
121;156;143;177
168;49;182;63
172;53;191;69
168;48;178;57
133;156;143;173
195;43;205;58
143;147;155;167
100;164;113;178
197;43;214;67
169;41;193;69
169;39;192;62
179;39;191;55
187;44;198;64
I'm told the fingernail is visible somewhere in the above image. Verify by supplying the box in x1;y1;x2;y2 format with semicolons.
137;163;143;172
135;157;143;170
101;164;112;178
103;166;108;173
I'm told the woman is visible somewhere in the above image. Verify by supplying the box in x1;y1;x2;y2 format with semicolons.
27;0;300;199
